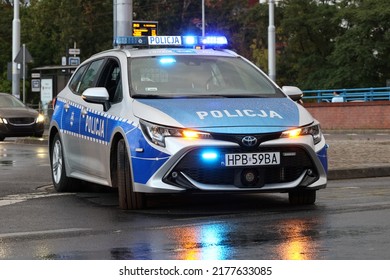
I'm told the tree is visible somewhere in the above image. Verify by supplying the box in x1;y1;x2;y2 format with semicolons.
277;0;341;88
22;0;113;68
2;0;390;94
329;0;390;88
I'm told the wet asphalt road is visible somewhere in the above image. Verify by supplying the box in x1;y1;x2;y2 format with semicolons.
1;141;390;260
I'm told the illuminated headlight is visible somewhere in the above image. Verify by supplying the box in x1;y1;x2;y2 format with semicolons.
140;120;211;147
36;114;45;123
0;118;8;124
281;124;322;144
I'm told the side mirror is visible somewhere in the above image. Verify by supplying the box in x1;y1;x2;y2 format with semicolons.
82;87;111;111
282;86;303;102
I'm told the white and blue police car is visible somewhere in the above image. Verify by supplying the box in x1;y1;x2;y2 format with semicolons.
49;35;328;210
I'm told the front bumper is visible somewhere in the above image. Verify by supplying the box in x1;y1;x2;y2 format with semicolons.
133;135;328;193
0;121;44;138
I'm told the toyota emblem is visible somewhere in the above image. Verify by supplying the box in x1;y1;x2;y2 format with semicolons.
242;136;258;147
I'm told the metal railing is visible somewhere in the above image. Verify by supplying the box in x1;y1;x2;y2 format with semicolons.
302;87;390;103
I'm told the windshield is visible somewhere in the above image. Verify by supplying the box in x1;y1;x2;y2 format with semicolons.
129;55;284;98
0;94;26;108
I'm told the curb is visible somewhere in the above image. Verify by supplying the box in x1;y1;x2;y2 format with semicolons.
328;167;390;180
14;138;48;145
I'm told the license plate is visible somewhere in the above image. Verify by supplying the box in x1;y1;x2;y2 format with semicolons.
223;152;280;167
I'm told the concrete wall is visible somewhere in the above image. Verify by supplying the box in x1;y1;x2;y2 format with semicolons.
304;101;390;130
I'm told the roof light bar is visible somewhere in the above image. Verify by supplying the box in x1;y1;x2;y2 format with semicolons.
114;35;228;48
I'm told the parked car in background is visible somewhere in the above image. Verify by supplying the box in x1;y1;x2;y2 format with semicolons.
0;92;45;141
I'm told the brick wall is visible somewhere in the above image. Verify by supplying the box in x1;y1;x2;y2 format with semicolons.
304;101;390;130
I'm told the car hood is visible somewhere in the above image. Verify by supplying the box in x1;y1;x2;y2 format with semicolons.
133;98;313;133
0;107;38;118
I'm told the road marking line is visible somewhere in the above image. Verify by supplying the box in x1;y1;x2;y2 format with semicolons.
0;228;93;239
0;192;74;207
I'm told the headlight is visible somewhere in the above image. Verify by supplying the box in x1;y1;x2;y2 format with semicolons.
140;120;211;147
0;118;8;124
281;123;322;144
36;114;45;123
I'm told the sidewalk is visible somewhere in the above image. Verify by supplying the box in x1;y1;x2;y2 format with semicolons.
11;129;390;180
325;130;390;180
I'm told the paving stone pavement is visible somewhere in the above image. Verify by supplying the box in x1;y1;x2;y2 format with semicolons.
324;130;390;179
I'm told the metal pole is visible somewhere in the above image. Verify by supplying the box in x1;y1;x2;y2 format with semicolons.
268;0;276;81
115;0;132;40
12;0;21;99
202;0;205;37
113;0;117;43
22;44;26;103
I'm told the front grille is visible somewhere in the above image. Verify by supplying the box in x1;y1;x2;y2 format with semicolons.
8;117;35;125
165;146;316;188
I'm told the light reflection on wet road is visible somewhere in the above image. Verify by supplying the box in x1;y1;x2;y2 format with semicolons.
1;142;390;260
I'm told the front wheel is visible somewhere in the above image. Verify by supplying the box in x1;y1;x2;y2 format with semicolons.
50;133;74;192
289;190;316;205
116;139;145;210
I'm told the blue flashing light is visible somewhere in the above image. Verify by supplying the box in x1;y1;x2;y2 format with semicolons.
114;36;148;46
201;150;219;162
159;57;176;65
183;36;197;46
201;36;228;46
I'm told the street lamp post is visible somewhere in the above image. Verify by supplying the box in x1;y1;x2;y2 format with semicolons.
268;0;276;81
12;0;21;99
260;0;276;81
202;0;205;37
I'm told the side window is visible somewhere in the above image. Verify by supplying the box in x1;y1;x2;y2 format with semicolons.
69;64;88;94
77;59;104;95
96;58;122;103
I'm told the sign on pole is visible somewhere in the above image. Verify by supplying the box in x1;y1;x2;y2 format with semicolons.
68;48;80;55
14;45;33;64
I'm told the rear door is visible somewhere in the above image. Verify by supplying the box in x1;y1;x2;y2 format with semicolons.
77;57;123;181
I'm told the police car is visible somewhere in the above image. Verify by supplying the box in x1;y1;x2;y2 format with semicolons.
49;35;328;210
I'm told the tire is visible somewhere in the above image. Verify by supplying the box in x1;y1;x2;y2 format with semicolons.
50;133;74;192
116;139;145;210
0;135;4;141
289;190;316;205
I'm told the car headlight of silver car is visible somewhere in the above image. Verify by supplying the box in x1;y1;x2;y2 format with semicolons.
140;120;211;147
280;123;322;145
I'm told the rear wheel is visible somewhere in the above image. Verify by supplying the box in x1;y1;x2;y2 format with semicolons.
116;139;145;210
0;135;4;141
289;190;316;205
50;133;75;192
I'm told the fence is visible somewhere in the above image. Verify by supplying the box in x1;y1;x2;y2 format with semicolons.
302;87;390;103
